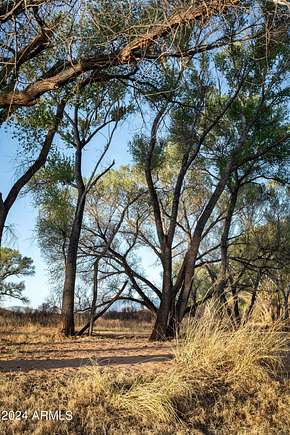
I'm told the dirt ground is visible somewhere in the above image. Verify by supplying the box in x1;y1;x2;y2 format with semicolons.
1;322;290;435
0;327;174;374
0;324;289;376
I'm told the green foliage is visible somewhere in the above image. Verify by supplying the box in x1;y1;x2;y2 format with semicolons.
129;134;166;170
7;97;62;155
35;182;74;283
0;248;34;304
30;151;75;198
44;152;75;186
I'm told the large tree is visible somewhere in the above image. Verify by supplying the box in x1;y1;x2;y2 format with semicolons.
10;0;288;338
0;1;286;246
1;0;287;112
31;80;131;335
90;22;289;339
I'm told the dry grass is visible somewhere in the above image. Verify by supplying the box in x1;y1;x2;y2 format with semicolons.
0;316;152;349
0;310;153;342
0;307;289;434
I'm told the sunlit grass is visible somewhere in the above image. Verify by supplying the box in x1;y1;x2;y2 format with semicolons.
1;307;289;434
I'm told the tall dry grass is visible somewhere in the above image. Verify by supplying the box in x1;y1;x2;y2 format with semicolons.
0;307;289;434
0;308;153;337
113;308;288;427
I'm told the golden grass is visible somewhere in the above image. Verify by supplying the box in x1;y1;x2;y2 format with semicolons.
0;318;152;350
0;308;289;434
0;313;152;342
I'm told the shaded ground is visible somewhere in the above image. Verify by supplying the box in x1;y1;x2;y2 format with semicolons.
0;330;174;373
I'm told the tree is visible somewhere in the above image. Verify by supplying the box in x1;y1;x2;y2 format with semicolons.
238;185;290;321
124;17;289;339
78;39;289;338
77;165;155;334
0;247;34;303
12;0;289;339
0;100;65;244
30;80;131;335
0;0;233;245
0;0;286;271
0;0;264;111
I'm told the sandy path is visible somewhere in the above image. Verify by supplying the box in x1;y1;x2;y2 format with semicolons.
1;330;288;374
0;333;174;372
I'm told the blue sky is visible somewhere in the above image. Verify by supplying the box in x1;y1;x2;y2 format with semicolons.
0;113;153;308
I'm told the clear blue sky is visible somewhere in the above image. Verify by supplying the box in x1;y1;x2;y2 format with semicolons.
0;113;157;308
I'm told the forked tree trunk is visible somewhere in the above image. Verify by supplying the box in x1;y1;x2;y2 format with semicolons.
176;235;200;324
175;157;238;326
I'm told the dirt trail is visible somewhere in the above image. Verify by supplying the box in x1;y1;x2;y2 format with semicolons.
0;333;174;373
1;330;289;374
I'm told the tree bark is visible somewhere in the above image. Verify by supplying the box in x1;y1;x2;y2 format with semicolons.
176;175;231;323
166;299;178;339
231;282;241;325
283;285;290;321
245;271;261;322
0;195;6;244
149;251;173;340
61;184;85;336
89;259;99;336
215;184;239;316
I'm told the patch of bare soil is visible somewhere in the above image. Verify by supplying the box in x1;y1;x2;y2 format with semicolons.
0;332;174;374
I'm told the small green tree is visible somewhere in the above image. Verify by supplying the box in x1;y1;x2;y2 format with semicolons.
0;247;34;303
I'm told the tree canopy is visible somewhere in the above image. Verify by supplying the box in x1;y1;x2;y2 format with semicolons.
0;0;289;338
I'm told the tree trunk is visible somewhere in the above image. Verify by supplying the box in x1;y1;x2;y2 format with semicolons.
61;188;86;336
176;235;200;324
89;259;99;336
62;258;76;336
215;184;239;317
175;156;239;325
0;196;6;245
165;300;178;339
149;290;172;340
231;283;241;325
150;254;173;341
283;285;290;321
245;271;261;322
